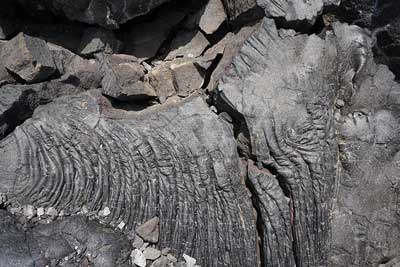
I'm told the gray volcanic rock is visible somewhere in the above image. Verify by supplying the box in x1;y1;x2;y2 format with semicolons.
257;0;323;24
218;17;338;266
0;90;258;267
247;160;295;267
99;54;157;100
165;30;209;60
0;33;56;83
135;217;159;243
0;210;35;267
0;211;131;267
0;1;399;266
222;0;257;20
17;0;171;29
0;82;83;139
198;0;227;34
170;61;205;97
329;22;400;267
78;27;122;56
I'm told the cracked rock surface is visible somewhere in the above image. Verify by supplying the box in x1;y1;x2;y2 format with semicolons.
0;0;399;267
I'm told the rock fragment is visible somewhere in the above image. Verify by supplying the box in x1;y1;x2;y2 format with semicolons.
150;256;171;267
170;61;204;97
143;247;161;260
131;249;146;267
222;0;257;20
148;64;176;103
0;33;56;83
198;0;227;34
183;254;196;267
99;54;156;101
167;254;177;262
22;205;36;219
135;217;160;244
166;30;209;60
132;235;145;249
78;27;121;56
37;207;45;217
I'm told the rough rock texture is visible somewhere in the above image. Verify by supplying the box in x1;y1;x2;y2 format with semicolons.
17;0;171;29
78;27;121;56
0;0;399;266
0;210;131;267
257;0;324;25
330;22;400;267
222;0;257;20
218;18;338;266
0;91;258;267
0;33;56;83
99;54;157;100
198;0;227;34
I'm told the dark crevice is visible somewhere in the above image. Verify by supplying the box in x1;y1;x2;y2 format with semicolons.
243;169;266;267
202;53;223;90
103;94;158;112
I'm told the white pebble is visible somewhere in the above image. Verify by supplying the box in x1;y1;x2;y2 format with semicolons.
118;221;126;230
183;254;197;267
23;205;36;219
46;207;58;216
131;249;146;267
37;207;45;217
99;207;111;217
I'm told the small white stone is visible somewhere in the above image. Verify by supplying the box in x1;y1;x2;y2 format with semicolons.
99;207;111;217
183;254;196;267
37;207;45;217
81;206;89;214
46;207;58;217
23;205;36;219
118;221;126;230
131;249;146;267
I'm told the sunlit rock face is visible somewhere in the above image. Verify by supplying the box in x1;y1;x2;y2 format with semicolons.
0;0;399;267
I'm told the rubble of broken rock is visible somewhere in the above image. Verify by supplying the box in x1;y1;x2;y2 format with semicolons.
0;0;400;267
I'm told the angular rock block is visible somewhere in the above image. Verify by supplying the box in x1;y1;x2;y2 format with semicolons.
198;0;227;34
0;91;258;267
78;27;122;56
0;33;56;83
222;0;257;20
100;54;157;100
165;30;209;60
